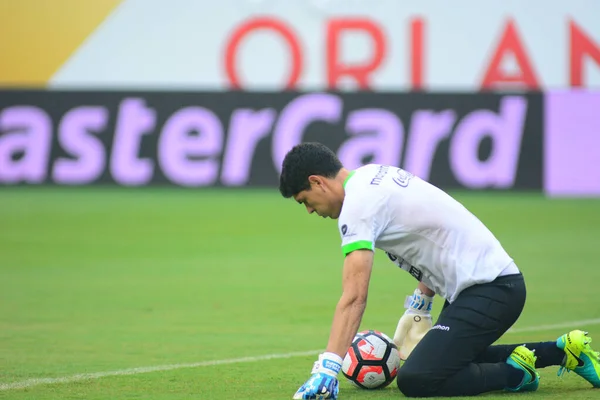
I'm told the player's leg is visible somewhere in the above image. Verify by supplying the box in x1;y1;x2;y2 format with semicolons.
396;273;534;397
476;342;565;368
476;331;600;387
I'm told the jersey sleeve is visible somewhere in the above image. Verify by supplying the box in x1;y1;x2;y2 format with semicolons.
338;188;389;256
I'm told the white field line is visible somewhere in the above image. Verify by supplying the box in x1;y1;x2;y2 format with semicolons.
507;318;600;334
0;350;322;391
3;318;600;391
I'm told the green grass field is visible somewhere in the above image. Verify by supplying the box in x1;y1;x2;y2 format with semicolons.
1;188;599;400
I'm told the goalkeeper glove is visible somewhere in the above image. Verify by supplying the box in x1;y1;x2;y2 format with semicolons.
393;288;433;361
293;352;341;400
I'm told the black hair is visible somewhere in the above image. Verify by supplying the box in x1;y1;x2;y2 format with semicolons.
279;142;343;198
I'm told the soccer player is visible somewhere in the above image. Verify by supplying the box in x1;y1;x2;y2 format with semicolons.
278;142;600;399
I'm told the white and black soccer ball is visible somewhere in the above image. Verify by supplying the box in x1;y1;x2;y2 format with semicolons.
341;330;401;390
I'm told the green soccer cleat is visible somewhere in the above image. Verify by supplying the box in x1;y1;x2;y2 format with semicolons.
556;330;600;388
505;345;540;392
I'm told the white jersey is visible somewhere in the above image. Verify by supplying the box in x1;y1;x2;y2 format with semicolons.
338;164;517;303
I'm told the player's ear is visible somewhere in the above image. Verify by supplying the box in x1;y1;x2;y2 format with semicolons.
308;175;324;190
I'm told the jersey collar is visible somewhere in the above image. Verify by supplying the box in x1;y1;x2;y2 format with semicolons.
343;170;356;189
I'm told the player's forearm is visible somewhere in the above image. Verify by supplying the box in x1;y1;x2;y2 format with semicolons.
325;295;367;358
418;282;435;297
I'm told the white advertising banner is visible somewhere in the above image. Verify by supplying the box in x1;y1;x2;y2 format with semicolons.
42;0;600;90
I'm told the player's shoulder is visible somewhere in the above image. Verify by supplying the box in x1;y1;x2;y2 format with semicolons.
345;164;392;188
341;164;393;212
344;164;409;195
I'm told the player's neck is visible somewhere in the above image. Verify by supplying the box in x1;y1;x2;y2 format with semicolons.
337;168;351;186
337;168;352;200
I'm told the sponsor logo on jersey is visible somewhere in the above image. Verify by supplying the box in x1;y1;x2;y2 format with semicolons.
409;266;423;281
340;224;356;238
385;251;410;271
370;165;389;185
392;169;414;187
387;252;423;281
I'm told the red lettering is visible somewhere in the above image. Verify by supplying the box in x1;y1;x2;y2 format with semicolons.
224;17;303;90
570;20;600;87
481;20;540;90
326;18;386;90
410;17;425;90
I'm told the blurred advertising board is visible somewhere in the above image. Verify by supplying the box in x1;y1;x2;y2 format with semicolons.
0;90;547;188
2;89;598;196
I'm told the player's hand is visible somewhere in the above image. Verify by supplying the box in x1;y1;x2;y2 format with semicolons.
393;289;433;360
293;352;341;400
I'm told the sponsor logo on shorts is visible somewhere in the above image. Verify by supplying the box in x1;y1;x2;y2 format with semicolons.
431;325;450;331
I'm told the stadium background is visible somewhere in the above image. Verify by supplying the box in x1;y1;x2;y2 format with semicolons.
1;1;599;399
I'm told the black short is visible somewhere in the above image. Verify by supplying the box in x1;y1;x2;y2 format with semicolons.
396;273;526;397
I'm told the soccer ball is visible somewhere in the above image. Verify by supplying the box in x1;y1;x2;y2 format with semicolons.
341;330;401;390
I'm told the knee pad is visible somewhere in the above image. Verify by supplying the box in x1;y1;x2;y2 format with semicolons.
396;366;438;398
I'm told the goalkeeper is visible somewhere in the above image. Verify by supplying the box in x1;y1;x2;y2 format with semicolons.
278;142;600;399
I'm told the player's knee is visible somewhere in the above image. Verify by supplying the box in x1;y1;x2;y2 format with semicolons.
396;366;438;398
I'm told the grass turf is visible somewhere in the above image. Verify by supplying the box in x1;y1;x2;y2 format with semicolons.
0;188;599;399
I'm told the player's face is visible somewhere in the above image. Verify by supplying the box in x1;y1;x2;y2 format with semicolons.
294;189;333;218
294;177;342;219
